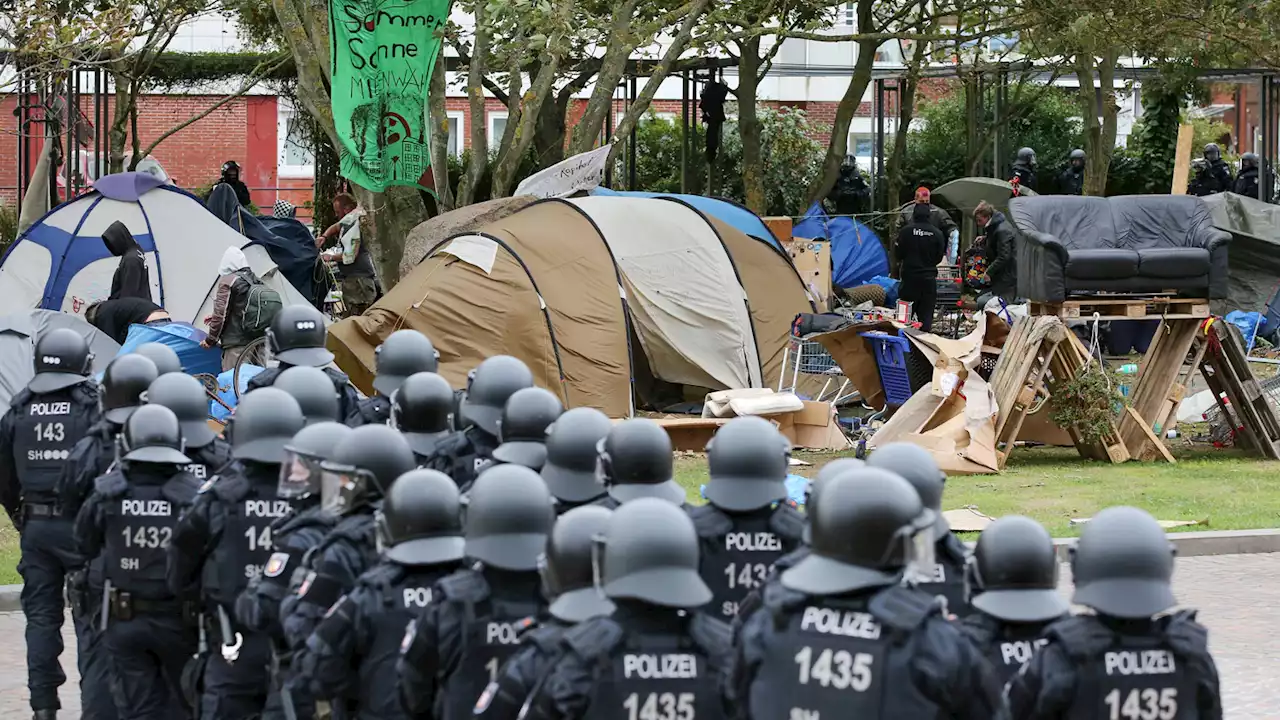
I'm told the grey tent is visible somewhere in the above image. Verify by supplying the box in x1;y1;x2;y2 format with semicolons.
1200;192;1280;313
898;177;1038;228
0;310;119;416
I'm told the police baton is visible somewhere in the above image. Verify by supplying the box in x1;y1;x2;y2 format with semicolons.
217;605;242;663
100;579;112;632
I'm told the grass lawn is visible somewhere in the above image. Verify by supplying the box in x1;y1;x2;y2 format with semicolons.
675;444;1280;538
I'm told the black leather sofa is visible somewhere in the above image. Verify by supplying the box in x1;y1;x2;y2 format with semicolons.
1009;195;1231;304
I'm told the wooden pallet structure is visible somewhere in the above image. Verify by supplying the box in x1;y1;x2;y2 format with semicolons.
1198;321;1280;460
1030;296;1211;321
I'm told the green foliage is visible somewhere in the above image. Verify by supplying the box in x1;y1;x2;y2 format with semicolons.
0;203;17;257
443;147;541;202
1049;364;1126;442
147;52;295;89
714;108;828;217
1190;117;1236;160
614;114;684;194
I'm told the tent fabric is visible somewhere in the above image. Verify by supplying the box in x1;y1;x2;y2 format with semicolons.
1201;192;1280;314
329;197;813;417
589;188;784;250
399;196;538;279
0;172;311;329
207;184;322;305
793;202;889;288
0;309;119;415
116;322;222;377
930;177;1036;218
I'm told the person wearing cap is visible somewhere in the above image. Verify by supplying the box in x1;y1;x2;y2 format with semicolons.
894;202;947;331
958;515;1068;685
302;469;466;720
245;304;363;423
902;186;959;260
1005;506;1221;720
521;498;734;720
0;328;104;720
74;404;204;720
274;366;343;426
540;407;612;514
729;469;1004;720
483;386;564;474
473;505;615;720
687;417;804;622
356;330;440;426
423;355;533;491
235;421;350;719
868;442;972;617
595;418;687;509
273;200;298;219
398;464;553;720
168;388;306;719
390;372;455;465
134;342;182;376
145;373;233;483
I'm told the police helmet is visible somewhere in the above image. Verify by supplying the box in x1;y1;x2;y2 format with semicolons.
867;442;950;540
1069;149;1085;167
601;498;711;608
463;464;554;571
803;457;866;543
1203;143;1221;162
541;408;612;504
30;327;94;394
782;469;934;595
279;422;353;500
459;355;534;435
599;419;682;506
145;373;216;448
967;515;1068;623
1242;152;1260;170
133;343;182;376
231;388;306;463
273;366;341;425
390;372;455;456
102;353;160;424
266;305;333;367
377;469;466;565
320;425;416;515
541;505;615;623
372;330;440;396
121;404;190;464
1016;147;1037;166
704;416;789;512
491;387;564;470
1070;506;1176;619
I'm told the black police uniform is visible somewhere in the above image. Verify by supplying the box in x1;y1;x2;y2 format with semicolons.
1004;613;1221;720
183;440;234;484
1234;166;1260;199
733;544;808;627
688;502;804;620
354;394;392;426
0;380;101;716
959;612;1059;686
1011;162;1037;191
917;532;971;617
59;419;123;519
169;462;293;718
1059;167;1084;195
280;509;379;658
75;463;202;719
422;426;499;491
246;366;363;426
473;618;572;720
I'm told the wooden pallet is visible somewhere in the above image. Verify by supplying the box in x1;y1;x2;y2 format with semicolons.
1031;297;1210;320
1198;321;1280;460
989;317;1071;468
1118;318;1206;463
1047;332;1130;463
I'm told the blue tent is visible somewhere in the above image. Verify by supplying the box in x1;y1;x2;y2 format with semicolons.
792;203;888;288
115;322;222;377
589;188;784;250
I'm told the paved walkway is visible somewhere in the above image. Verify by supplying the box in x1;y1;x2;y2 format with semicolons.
0;553;1276;717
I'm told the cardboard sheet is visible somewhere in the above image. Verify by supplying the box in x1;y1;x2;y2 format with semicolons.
697;389;850;451
809;320;898;408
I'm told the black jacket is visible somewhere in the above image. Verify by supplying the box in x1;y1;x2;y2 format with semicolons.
983;211;1018;300
1059;167;1084;195
1011;162;1038;192
217;178;252;207
104;221;151;302
896;219;946;281
1234;167;1260;199
88;296;164;345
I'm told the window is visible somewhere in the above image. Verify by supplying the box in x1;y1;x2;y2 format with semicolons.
278;104;315;178
488;111;509;146
843;2;854;25
849;134;875;157
446;113;463;158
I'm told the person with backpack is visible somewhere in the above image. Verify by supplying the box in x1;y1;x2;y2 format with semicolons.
202;246;283;371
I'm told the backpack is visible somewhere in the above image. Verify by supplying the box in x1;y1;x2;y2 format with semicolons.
240;273;283;338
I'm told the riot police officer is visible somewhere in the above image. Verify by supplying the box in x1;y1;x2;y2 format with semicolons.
729;468;1005;720
1200;143;1234;195
273;366;342;426
398;464;554;720
424;355;533;490
234;421;351;720
473;505;615;720
521;498;733;720
1005;506;1222;719
281;425;417;709
134;342;183;376
487;386;564;472
867;442;970;616
1059;149;1085;195
541;407;612;513
169;388;306;719
74;404;203;720
391;372;456;464
302;469;466;718
0;328;101;720
1235;152;1261;199
145;372;234;482
245;305;362;422
596;418;686;509
688;417;804;621
1011;147;1038;191
357;329;441;426
959;514;1068;686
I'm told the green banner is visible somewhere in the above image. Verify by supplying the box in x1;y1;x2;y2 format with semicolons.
330;0;451;192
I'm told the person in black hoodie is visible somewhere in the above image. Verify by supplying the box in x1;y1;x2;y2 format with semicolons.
85;297;170;346
216;160;253;207
104;220;151;302
895;202;946;331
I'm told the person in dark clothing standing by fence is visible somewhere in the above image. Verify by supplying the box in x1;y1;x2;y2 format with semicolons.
895;202;946;331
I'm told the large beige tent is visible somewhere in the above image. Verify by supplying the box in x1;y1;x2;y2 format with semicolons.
329;196;816;417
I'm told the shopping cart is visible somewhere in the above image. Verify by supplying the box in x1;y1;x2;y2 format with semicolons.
778;334;858;405
934;263;964;338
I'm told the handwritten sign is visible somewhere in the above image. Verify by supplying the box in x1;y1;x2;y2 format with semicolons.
515;144;615;199
330;0;452;192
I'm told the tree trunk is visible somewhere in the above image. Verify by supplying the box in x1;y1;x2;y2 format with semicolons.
456;0;491;206
353;185;427;289
806;38;878;204
108;72;131;174
428;52;455;213
533;95;570;169
1076;51;1120;196
313;124;342;231
567;0;641;156
886;73;919;266
736;38;767;214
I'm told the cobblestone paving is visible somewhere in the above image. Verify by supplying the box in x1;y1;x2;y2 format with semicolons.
0;553;1275;717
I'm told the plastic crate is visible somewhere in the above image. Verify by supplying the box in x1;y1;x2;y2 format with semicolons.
861;331;915;406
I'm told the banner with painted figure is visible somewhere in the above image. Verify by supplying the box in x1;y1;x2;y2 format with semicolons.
330;0;452;192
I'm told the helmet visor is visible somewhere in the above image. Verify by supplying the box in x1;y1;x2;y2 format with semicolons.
901;510;938;584
319;462;368;514
278;450;324;499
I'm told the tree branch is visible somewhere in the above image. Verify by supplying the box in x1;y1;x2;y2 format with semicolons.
451;39;510;104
